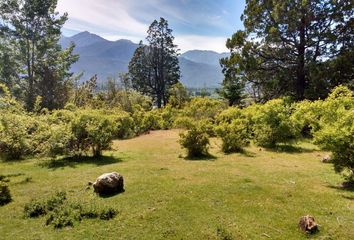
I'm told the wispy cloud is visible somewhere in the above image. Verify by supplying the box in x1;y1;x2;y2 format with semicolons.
57;0;244;52
175;34;228;53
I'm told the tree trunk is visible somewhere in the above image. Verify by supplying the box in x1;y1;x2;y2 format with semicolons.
296;16;307;100
26;38;34;111
156;93;162;108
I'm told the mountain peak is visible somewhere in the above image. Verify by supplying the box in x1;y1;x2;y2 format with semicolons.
72;31;104;40
60;31;224;88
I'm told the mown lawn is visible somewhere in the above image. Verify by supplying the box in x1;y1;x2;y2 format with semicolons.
0;130;353;239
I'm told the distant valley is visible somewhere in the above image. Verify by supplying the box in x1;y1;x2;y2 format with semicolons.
60;31;229;88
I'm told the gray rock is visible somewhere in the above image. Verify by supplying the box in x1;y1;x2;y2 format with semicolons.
299;215;318;233
93;172;124;195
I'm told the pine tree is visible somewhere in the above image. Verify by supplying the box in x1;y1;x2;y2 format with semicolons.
129;18;180;108
0;0;78;110
223;0;353;102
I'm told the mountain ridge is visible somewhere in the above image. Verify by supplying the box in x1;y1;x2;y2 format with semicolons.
60;31;228;88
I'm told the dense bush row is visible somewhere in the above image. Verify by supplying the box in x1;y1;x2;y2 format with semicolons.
178;86;353;183
1;83;353;182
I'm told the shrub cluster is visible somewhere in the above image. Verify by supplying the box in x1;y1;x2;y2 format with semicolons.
179;124;210;157
1;82;353;183
178;86;353;184
24;191;118;229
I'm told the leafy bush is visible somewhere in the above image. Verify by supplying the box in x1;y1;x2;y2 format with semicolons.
23;191;118;229
159;105;177;129
198;119;217;137
0;113;33;160
45;207;76;228
0;83;24;113
111;111;135;139
179;124;210;157
141;110;162;131
249;99;300;148
168;82;190;109
216;118;250;153
314;110;354;182
311;86;354;182
291;100;324;136
99;207;118;220
182;97;226;121
24;200;47;217
215;107;244;125
46;191;67;211
32;118;74;157
173;116;195;129
0;182;12;206
71;110;116;156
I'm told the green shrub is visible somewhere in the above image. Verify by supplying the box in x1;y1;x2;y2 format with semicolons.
249;99;300;148
311;87;354;182
159;106;176;129
199;119;217;137
141;110;162;131
24;200;47;217
291;100;324;136
0;83;24;113
131;106;148;134
182;97;226;121
0;182;12;206
24;192;118;229
72;110;116;156
0;113;33;160
46;192;67;211
99;207;118;220
112;111;135;139
79;207;99;219
179;124;210;157
216;107;244;125
314;110;354;182
216;118;250;153
45;207;75;229
168;82;190;109
32;118;74;157
173;116;195;129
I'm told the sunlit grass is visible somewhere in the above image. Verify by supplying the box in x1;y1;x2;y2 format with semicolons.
0;130;353;239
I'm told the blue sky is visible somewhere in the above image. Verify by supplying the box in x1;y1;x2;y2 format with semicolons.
57;0;245;53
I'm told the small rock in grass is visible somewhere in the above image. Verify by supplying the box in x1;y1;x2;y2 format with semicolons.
299;215;318;234
321;155;331;163
93;172;124;195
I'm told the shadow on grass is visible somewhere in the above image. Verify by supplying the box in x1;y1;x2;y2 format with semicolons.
224;149;257;158
184;153;217;161
266;144;316;154
97;189;125;198
327;182;354;193
41;155;122;170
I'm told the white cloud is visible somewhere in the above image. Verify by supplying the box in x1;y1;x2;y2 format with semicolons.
175;35;228;53
57;0;148;37
57;0;231;52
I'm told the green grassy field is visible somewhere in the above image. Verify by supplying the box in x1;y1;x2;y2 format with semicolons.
0;130;353;239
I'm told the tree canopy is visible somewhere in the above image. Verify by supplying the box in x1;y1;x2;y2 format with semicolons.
0;0;78;110
128;17;180;108
221;0;353;103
